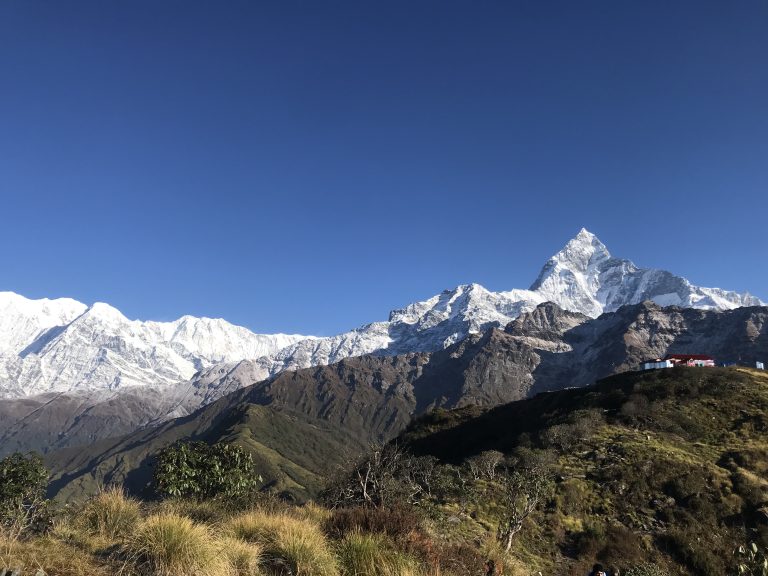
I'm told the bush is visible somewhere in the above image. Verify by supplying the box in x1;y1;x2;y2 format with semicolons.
153;441;258;500
129;513;231;576
323;506;421;541
80;485;141;540
0;451;51;539
226;510;338;576
662;529;725;575
625;565;670;576
429;542;489;576
733;542;768;576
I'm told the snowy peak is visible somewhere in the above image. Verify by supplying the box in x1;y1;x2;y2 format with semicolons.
558;228;612;271
531;228;611;289
0;292;88;355
530;229;762;317
0;292;311;397
529;228;612;317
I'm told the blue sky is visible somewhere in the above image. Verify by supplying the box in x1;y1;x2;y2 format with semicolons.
1;1;766;335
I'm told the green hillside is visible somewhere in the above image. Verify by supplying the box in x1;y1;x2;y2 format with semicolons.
48;402;367;502
393;367;768;575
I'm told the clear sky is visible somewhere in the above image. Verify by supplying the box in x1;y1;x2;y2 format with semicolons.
1;1;766;335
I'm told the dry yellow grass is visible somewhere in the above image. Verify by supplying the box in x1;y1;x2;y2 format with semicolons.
227;510;338;576
80;485;142;541
129;513;232;576
1;535;113;576
219;536;263;576
335;531;420;576
293;501;332;524
154;497;231;524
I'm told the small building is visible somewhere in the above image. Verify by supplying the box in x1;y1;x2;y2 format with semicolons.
665;354;716;367
642;354;716;370
758;361;765;370
642;358;674;370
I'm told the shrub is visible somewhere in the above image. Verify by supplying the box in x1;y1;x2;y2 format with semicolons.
153;441;258;500
733;542;768;576
227;510;338;576
466;450;505;480
625;564;670;576
662;529;725;575
573;520;607;559
429;542;488;576
0;451;51;540
80;485;141;540
324;506;421;541
129;513;231;576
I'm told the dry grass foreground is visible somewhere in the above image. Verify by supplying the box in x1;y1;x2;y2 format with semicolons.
2;487;507;576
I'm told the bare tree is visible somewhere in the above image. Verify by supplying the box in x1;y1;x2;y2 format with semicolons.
324;443;409;508
496;466;552;552
401;455;439;504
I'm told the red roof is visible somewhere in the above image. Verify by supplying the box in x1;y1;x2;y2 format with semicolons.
664;354;714;361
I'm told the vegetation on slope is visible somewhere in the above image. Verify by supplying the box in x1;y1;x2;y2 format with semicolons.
390;367;768;575
47;402;367;502
2;366;767;576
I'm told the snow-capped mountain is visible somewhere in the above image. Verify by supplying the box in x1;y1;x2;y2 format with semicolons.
0;293;310;397
189;228;762;387
0;292;87;355
0;229;761;398
529;229;761;315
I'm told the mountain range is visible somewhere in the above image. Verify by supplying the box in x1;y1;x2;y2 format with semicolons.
1;229;760;401
42;300;768;500
1;228;766;497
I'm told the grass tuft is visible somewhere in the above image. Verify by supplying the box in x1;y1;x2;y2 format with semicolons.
336;531;419;576
129;513;232;576
219;536;263;575
227;510;338;576
80;485;142;540
1;536;112;576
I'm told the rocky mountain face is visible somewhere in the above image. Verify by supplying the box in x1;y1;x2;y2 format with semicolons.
506;301;768;395
42;302;768;500
1;229;761;401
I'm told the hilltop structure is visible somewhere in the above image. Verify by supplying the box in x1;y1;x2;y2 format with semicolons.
643;354;715;370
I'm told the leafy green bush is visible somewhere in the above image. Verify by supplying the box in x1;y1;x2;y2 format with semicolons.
0;451;51;539
153;441;258;500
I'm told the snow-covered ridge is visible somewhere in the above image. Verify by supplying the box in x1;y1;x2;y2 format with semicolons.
0;292;310;397
223;228;761;384
1;229;762;398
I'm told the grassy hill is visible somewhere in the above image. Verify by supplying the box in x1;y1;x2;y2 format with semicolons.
47;401;368;502
394;366;768;575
